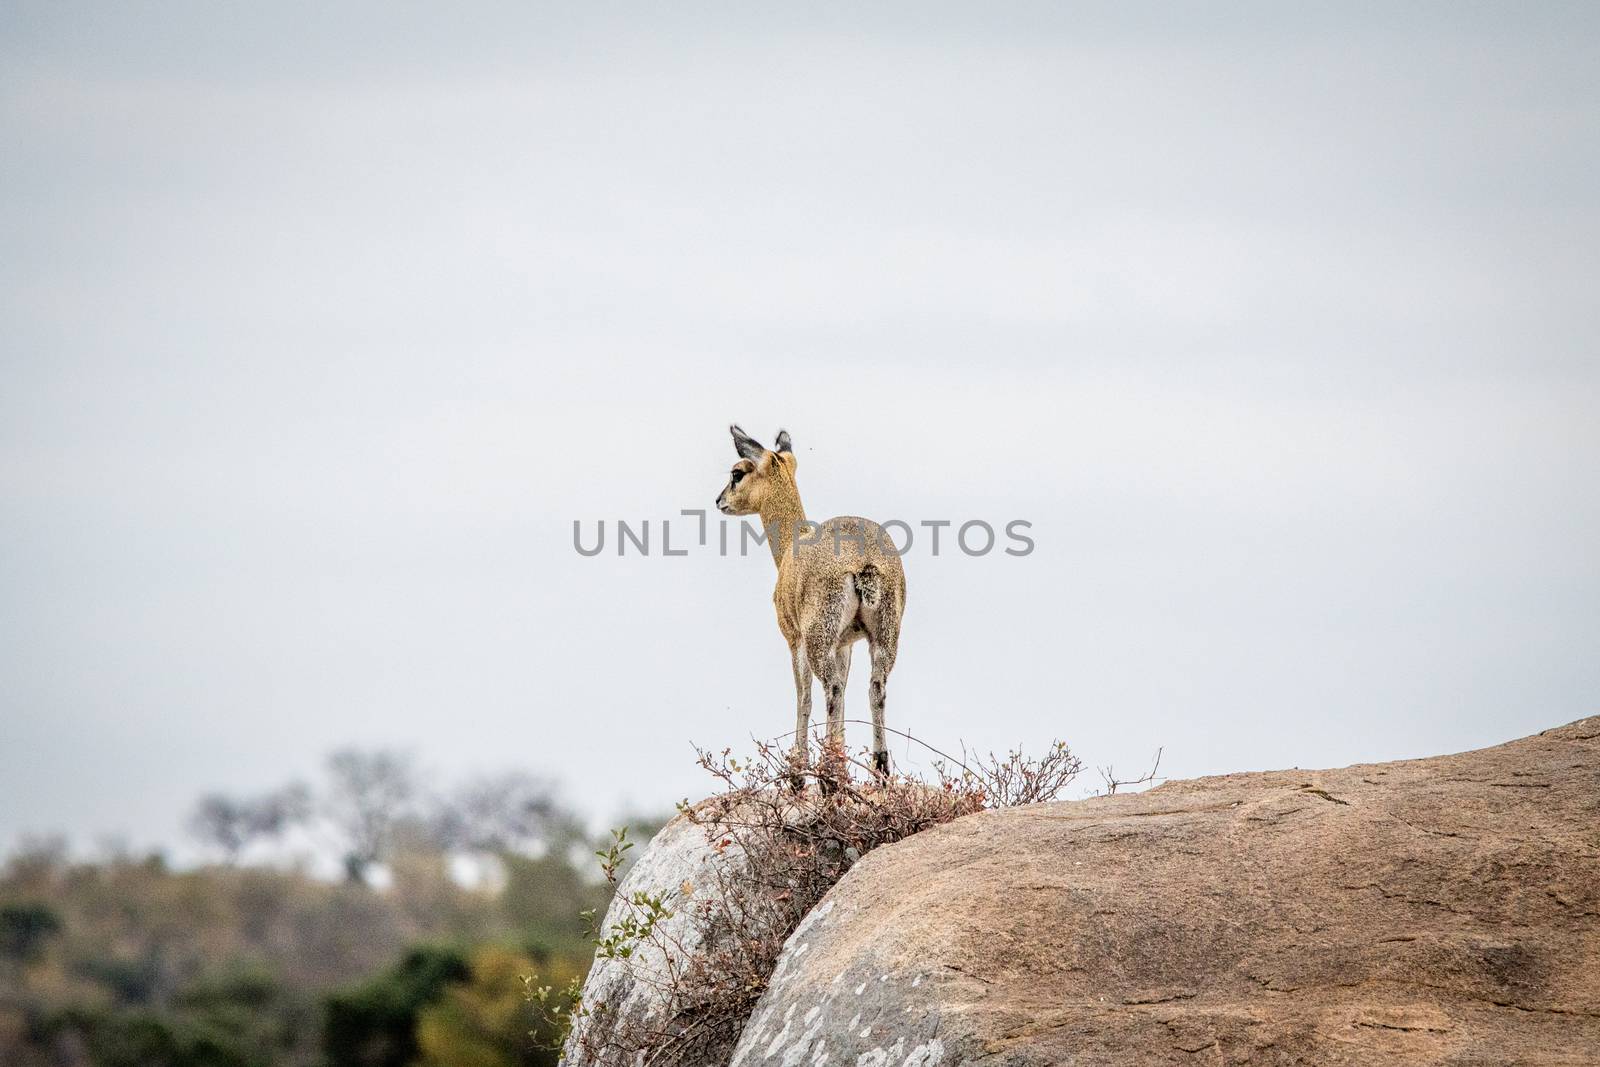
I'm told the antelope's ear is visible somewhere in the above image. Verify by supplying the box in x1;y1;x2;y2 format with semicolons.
774;429;793;454
730;424;766;461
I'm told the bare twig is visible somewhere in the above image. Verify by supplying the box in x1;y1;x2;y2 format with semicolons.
1097;747;1164;796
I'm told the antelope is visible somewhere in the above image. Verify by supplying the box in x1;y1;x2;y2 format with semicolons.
715;425;907;779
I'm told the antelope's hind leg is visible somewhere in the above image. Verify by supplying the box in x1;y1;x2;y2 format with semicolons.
864;604;900;778
831;642;853;750
805;586;855;792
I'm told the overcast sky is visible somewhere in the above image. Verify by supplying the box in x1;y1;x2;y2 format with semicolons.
3;2;1597;859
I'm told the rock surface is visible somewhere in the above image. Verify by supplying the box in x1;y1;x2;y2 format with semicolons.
564;811;736;1066
731;718;1600;1066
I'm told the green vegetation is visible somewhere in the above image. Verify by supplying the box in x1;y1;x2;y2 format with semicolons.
0;750;668;1067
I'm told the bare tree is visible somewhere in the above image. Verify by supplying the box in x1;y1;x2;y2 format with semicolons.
188;795;251;861
433;771;578;856
324;749;417;883
187;783;310;863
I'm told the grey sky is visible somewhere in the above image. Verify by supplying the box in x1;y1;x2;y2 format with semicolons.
3;3;1597;858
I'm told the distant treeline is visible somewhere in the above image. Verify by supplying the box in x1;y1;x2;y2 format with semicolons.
0;749;668;1067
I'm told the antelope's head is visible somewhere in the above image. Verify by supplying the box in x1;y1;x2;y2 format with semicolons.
716;424;795;515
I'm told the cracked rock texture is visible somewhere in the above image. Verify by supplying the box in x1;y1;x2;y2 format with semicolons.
730;717;1600;1066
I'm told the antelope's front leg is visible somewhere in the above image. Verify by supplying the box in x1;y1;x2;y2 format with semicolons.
789;643;813;788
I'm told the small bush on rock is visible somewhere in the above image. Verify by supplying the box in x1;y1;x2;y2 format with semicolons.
548;733;1081;1066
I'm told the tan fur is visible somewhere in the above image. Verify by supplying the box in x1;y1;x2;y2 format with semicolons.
717;426;907;775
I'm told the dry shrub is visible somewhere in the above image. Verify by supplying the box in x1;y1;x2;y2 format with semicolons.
555;731;1081;1067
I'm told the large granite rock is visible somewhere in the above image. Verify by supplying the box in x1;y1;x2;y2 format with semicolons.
731;718;1600;1066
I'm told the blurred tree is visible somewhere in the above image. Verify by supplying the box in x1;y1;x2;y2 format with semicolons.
325;750;417;885
43;965;303;1067
322;945;470;1067
187;785;311;863
415;944;572;1067
433;772;573;856
0;902;61;963
2;836;67;894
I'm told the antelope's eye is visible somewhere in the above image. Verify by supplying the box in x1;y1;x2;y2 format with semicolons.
730;470;744;485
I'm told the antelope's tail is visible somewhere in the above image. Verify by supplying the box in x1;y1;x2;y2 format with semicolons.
853;563;883;609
